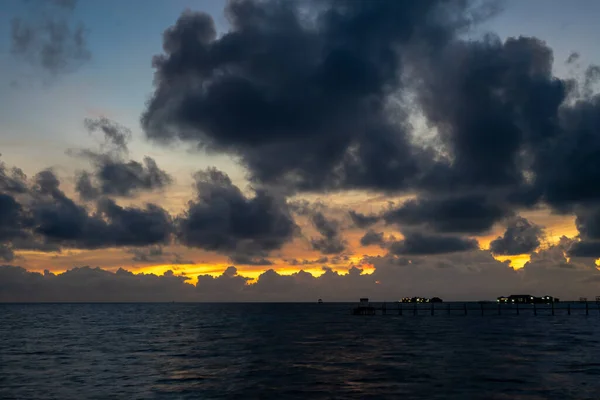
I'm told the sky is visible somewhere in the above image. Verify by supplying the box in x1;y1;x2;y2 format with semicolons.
1;0;600;302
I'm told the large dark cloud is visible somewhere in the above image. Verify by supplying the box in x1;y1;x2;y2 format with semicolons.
176;168;297;259
138;0;600;242
141;0;483;192
10;0;90;75
412;36;568;193
73;118;173;200
489;217;543;256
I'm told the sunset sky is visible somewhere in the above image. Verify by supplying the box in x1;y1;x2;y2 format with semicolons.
2;0;600;301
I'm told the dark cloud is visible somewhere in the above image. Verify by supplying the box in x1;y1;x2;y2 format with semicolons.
32;175;173;249
3;239;600;301
412;35;568;196
140;0;600;238
141;0;483;192
74;157;173;200
128;246;165;262
73;118;173;200
229;254;273;266
0;160;28;194
0;245;15;262
566;51;580;65
348;210;380;228
534;95;600;209
0;193;28;243
309;212;347;255
127;246;195;264
286;257;329;266
177;168;297;258
0;266;193;302
10;0;90;75
575;208;600;240
388;232;479;255
360;230;385;247
0;166;173;253
567;241;600;258
383;195;511;234
489;217;543;256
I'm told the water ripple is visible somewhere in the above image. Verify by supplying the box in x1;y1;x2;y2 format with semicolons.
1;303;600;399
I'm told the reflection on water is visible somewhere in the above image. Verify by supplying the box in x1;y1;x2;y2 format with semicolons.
1;303;599;399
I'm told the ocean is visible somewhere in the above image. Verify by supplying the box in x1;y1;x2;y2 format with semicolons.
1;303;599;399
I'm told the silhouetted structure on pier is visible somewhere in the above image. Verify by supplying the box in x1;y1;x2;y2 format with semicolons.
352;298;376;315
400;297;443;303
497;294;558;304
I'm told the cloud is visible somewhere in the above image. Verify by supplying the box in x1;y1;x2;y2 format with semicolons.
74;157;173;200
73;118;173;200
83;117;131;154
0;160;28;194
10;0;90;75
575;208;600;240
2;238;600;301
176;168;297;259
128;246;166;262
566;51;580;65
0;245;15;262
126;246;194;265
388;232;479;256
285;257;329;266
228;254;273;266
383;195;511;234
0;266;193;302
489;217;543;255
0;166;174;254
348;211;380;229
360;230;385;247
141;0;482;192
567;241;600;258
309;212;347;255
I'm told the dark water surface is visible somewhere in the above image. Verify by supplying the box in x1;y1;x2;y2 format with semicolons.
1;303;600;399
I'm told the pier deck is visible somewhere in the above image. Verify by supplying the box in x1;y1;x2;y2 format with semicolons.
352;301;600;316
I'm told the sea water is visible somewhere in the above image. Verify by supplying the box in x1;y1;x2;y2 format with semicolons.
1;303;599;399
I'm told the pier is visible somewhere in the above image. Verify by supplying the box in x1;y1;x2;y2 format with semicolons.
352;300;600;316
